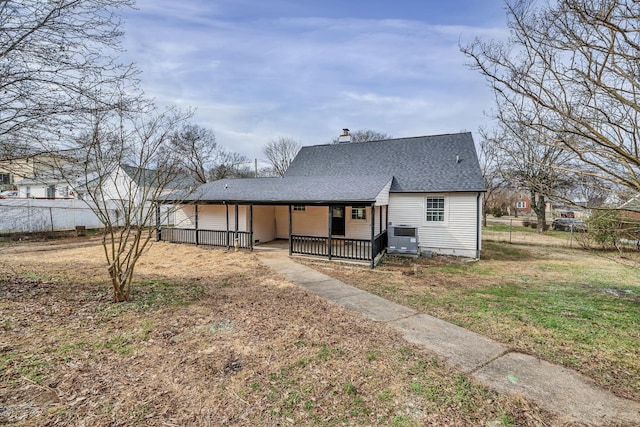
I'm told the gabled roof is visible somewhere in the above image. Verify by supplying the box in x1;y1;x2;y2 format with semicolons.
164;175;393;204
284;132;485;193
120;165;195;190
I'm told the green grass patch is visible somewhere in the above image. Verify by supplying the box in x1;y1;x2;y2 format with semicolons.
411;252;639;398
479;241;533;261
1;352;51;384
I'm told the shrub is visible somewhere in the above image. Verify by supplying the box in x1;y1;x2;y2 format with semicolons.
580;210;640;251
490;206;504;217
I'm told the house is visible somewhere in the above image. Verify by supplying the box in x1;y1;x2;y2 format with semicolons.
160;132;486;266
15;175;75;199
0;154;65;192
76;164;195;225
513;193;533;215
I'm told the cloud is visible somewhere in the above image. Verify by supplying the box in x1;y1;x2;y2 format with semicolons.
121;1;509;159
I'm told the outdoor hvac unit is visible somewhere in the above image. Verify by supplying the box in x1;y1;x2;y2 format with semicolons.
387;225;419;255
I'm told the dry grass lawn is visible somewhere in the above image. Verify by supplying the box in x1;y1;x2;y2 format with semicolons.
0;237;562;426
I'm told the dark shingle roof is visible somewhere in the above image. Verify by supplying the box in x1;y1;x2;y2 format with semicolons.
284;132;485;193
164;175;393;204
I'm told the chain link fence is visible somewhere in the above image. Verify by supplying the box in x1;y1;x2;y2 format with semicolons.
484;218;640;251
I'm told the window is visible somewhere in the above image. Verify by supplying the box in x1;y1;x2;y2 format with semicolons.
0;173;10;185
26;186;31;198
293;205;306;211
515;201;527;209
425;196;445;222
351;206;367;220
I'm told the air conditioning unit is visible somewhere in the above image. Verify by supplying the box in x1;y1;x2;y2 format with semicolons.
387;225;419;255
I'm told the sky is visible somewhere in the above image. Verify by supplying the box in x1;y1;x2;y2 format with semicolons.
120;0;509;165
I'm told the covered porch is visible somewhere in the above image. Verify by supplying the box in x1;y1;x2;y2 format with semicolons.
157;175;392;267
157;202;388;268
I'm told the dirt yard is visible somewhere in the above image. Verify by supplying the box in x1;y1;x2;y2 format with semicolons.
1;237;565;425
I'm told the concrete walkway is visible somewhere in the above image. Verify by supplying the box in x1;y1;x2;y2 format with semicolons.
257;250;640;426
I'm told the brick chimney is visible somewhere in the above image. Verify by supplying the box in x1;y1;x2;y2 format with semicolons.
338;128;351;143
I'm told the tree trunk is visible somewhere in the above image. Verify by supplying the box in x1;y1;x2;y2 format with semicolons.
532;193;547;233
109;265;129;302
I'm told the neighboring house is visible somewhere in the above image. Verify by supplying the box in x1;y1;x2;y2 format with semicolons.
513;193;533;215
76;164;196;225
160;132;486;265
619;194;640;220
15;175;75;199
0;154;64;192
78;165;178;202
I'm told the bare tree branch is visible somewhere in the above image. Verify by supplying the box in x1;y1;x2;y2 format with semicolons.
462;0;640;196
330;129;391;144
69;106;193;302
0;0;142;152
262;137;301;177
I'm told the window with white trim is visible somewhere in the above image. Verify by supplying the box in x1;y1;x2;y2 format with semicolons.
351;206;367;220
425;196;445;222
515;201;526;209
293;205;306;211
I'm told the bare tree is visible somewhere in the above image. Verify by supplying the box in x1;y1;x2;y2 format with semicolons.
167;124;217;184
72;106;192;302
262;137;301;177
331;129;391;144
477;133;507;226
0;0;140;151
483;106;576;232
208;150;253;180
462;0;640;197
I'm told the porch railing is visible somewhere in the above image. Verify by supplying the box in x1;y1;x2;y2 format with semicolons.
373;230;388;260
158;227;253;249
291;230;387;262
160;227;196;245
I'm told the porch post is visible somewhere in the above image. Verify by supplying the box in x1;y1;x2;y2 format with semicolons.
288;204;292;256
370;202;376;268
235;203;239;247
327;205;332;260
249;203;254;251
385;205;388;231
194;204;199;246
225;202;230;249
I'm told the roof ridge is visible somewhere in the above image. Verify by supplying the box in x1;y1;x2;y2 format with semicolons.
304;131;472;148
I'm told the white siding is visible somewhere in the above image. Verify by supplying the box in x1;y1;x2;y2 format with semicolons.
198;205;228;230
275;205;330;238
174;205;196;228
292;206;328;236
389;192;480;258
375;179;392;206
345;206;371;239
249;205;277;243
275;206;289;238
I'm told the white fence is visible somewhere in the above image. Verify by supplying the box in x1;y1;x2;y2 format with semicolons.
0;199;175;234
0;199;107;233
